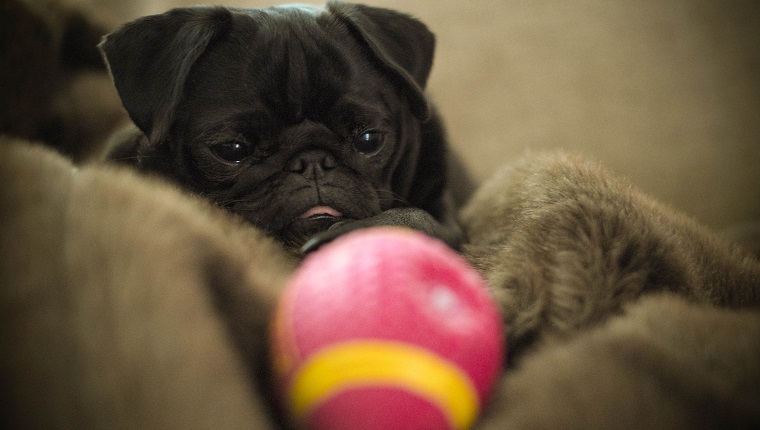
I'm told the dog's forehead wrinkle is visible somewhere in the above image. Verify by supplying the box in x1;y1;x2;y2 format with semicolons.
277;16;358;120
285;37;308;120
208;8;364;128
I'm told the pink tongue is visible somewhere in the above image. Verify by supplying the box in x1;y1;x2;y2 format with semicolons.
299;206;343;219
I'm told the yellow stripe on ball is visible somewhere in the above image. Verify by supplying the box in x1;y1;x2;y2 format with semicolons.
289;340;480;430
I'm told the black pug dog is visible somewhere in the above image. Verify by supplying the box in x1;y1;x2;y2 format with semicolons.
99;1;472;254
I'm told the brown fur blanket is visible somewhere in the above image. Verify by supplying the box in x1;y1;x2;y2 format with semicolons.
2;140;759;428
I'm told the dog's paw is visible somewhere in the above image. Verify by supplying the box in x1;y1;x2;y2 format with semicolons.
300;208;461;255
299;219;369;255
299;209;421;255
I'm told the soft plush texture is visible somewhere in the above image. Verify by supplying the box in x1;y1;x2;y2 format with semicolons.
0;139;295;428
462;152;760;361
0;0;126;161
2;140;759;428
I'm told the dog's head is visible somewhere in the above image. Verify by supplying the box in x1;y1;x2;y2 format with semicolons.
99;2;444;248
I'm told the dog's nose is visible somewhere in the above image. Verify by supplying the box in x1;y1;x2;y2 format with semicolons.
287;150;337;179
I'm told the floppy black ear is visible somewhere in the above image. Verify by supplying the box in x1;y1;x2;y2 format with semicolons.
328;2;435;120
98;7;232;142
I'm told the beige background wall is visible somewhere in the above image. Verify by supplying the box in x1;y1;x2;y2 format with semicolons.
78;0;760;230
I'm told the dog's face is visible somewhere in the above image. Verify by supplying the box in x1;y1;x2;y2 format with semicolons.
101;3;457;249
170;9;416;246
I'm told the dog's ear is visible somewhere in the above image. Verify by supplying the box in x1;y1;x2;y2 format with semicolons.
98;7;232;142
328;2;435;120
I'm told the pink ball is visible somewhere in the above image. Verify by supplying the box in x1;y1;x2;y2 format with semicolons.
270;227;505;430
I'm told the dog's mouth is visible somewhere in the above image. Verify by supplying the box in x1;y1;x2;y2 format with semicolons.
298;206;343;221
282;205;346;246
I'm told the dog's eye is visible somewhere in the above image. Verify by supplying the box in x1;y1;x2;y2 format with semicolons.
211;142;250;163
353;131;385;155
